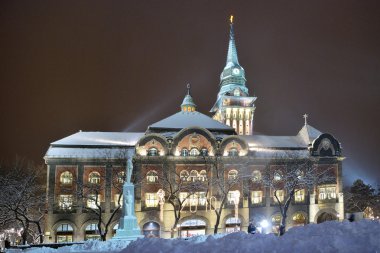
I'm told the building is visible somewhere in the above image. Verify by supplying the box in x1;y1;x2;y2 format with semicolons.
43;18;344;242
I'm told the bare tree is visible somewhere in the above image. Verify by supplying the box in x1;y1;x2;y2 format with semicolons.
261;152;333;236
0;159;47;244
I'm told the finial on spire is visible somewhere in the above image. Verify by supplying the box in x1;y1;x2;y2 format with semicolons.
187;83;191;95
230;15;234;24
303;113;308;126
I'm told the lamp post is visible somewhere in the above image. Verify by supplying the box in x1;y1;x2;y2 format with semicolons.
157;189;165;221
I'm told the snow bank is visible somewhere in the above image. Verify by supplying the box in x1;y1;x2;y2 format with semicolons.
23;220;380;253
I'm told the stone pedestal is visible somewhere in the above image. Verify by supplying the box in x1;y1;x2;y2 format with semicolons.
112;182;143;241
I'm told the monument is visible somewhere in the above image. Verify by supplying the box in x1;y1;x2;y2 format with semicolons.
112;158;143;241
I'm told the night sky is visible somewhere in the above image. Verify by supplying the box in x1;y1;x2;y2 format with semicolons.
0;1;379;186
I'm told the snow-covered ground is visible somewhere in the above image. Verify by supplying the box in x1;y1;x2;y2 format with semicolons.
16;219;380;253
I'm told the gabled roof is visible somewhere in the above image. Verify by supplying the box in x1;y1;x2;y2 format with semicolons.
51;131;144;147
148;111;235;133
297;124;322;145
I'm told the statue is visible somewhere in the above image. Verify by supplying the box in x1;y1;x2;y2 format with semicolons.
126;158;133;183
125;190;133;216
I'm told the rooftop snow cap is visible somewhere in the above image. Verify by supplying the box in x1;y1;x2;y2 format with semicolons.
181;83;196;112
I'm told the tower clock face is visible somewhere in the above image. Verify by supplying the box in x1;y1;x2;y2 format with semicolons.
232;68;240;75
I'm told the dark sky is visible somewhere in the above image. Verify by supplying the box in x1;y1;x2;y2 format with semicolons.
0;1;379;186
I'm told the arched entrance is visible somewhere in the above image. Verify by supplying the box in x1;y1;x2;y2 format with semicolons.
143;221;160;238
317;212;337;224
179;219;206;238
55;223;73;243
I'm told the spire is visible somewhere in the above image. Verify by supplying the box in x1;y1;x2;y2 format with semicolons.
181;83;196;112
226;15;239;67
303;113;308;126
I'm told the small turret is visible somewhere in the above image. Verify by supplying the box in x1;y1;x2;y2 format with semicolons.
181;84;196;112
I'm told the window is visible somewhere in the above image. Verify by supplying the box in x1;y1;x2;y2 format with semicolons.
251;191;263;204
190;148;200;156
146;170;158;183
234;89;240;96
181;148;189;157
57;224;73;232
225;217;241;233
199;170;207;181
273;190;284;203
145;193;158;207
198;192;207;206
58;195;73;210
296;169;304;179
180;170;189;181
85;223;100;240
292;213;306;226
228;170;238;180
147;147;158;156
251;170;261;182
228;148;239;157
114;194;123;207
87;194;100;209
60;171;73;185
89;172;101;184
294;189;305;203
227;190;240;205
117;171;125;184
179;192;189;204
274;171;282;181
190;170;199;182
200;148;208;156
318;186;336;200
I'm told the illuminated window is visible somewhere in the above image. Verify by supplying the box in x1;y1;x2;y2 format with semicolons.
190;148;200;156
58;194;73;210
225;217;241;233
60;171;73;185
85;223;100;240
274;171;282;181
227;190;240;205
57;223;73;232
114;194;123;207
294;189;305;203
234;89;240;96
146;170;158;183
180;170;189;181
190;170;199;182
179;192;188;204
89;172;101;184
188;106;191;111
181;148;189;157
251;191;263;204
228;170;238;180
145;193;158;207
273;190;284;203
117;171;125;183
318;186;336;200
292;213;306;226
199;170;207;181
251;170;261;182
87;194;100;209
147;147;158;156
271;214;281;234
198;192;207;206
228;148;239;157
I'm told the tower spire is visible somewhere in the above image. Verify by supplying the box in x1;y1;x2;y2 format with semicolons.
226;15;239;66
181;83;196;112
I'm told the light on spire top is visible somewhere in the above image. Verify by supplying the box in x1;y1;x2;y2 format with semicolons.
303;113;308;125
230;15;234;24
187;83;191;95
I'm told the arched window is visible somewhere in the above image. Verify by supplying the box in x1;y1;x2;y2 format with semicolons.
228;169;238;180
89;172;101;184
200;148;208;156
190;148;200;156
190;170;199;182
180;170;189;181
85;223;100;240
181;148;189;157
147;147;158;156
274;171;282;181
60;171;73;185
199;170;207;181
225;217;241;233
146;170;158;183
117;171;125;184
251;170;261;182
228;148;239;157
56;223;73;243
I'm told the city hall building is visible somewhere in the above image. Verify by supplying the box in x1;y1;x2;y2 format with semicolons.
43;19;344;242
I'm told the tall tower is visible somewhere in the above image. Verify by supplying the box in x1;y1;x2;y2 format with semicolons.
211;16;257;135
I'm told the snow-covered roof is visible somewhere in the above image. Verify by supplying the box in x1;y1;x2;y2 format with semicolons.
242;135;306;148
297;124;322;145
51;131;144;147
44;147;135;159
148;111;235;133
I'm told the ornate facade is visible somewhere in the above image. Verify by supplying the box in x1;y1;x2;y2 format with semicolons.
43;18;344;242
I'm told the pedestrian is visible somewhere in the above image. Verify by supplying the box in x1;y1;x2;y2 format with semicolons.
247;221;256;234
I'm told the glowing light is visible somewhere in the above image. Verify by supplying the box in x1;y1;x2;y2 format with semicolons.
230;15;234;24
260;219;269;228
